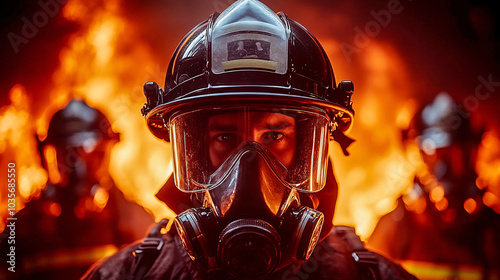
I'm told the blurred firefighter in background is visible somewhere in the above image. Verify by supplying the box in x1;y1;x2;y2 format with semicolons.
0;99;154;279
368;92;500;279
83;0;416;279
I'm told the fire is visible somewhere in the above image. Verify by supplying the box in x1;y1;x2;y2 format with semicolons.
325;41;421;239
1;1;499;245
477;130;500;213
0;0;174;232
53;0;174;221
0;85;47;230
324;38;500;239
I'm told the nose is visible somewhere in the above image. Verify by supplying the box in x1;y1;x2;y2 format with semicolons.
210;147;287;222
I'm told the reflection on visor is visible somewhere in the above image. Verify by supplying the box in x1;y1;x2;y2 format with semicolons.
169;106;331;193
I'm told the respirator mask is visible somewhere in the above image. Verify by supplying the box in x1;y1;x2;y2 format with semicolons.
170;105;333;278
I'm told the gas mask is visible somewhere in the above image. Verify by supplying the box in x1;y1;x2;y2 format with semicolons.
171;106;332;278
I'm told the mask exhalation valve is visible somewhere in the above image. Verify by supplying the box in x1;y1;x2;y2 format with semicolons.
218;219;281;279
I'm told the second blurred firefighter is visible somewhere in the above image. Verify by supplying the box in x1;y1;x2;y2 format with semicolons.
0;99;154;280
368;92;500;279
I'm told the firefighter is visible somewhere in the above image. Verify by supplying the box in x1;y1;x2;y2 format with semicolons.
0;99;154;279
83;0;416;279
368;92;500;279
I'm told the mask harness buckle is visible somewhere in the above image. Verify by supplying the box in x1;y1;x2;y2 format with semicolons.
131;219;169;279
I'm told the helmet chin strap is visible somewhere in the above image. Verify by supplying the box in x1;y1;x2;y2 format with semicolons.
332;130;355;156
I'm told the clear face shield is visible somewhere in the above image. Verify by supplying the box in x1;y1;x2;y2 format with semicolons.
170;106;331;196
171;105;331;277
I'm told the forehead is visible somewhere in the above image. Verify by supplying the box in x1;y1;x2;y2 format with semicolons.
208;111;296;128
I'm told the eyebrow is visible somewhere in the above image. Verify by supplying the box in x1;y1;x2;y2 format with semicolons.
208;118;295;132
258;120;294;130
208;124;239;132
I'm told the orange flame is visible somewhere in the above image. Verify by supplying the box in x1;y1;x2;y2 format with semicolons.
0;0;173;231
324;41;422;238
0;85;48;229
52;0;174;221
477;130;500;213
1;1;499;243
324;39;500;239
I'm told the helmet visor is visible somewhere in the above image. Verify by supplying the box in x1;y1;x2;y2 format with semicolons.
169;106;331;193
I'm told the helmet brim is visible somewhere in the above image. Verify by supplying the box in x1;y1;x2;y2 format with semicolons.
146;91;354;141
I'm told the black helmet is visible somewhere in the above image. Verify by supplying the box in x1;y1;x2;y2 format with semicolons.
43;99;119;147
142;0;354;142
39;99;119;174
407;92;482;153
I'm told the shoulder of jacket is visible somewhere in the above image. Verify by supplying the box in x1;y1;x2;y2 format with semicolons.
330;226;365;250
81;220;178;280
136;219;203;280
328;225;417;280
81;240;143;279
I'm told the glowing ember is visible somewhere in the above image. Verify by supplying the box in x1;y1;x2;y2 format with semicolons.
463;198;477;214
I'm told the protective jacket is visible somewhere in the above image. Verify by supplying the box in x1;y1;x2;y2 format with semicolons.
82;221;417;280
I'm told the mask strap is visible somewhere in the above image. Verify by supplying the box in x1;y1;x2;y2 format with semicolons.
332;130;355;156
